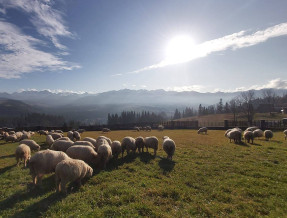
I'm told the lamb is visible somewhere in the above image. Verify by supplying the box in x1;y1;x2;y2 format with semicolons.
5;134;17;142
66;145;99;167
83;137;97;147
246;126;258;132
264;130;273;141
243;131;254;144
135;137;145;153
50;133;63;140
253;129;264;138
28;149;70;185
144;136;158;156
110;141;122;158
97;139;112;169
55;159;93;193
50;140;74;152
46;135;55;146
73;131;81;141
121;136;136;156
227;130;242;143
15;144;31;167
73;141;95;149
67;131;74;141
284;129;287;140
162;136;176;160
20;139;40;151
198;127;208;134
95;136;112;151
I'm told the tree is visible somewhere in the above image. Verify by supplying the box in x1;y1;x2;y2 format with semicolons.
240;90;255;124
229;98;240;124
216;98;223;114
224;102;230;113
262;89;277;113
198;104;203;116
173;109;181;120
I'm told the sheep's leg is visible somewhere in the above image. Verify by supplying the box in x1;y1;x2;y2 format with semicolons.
37;175;43;185
32;175;37;185
24;158;27;167
61;180;67;194
16;157;20;166
56;177;61;192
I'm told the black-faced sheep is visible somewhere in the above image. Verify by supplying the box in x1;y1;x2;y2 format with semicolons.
162;136;176;160
15;144;31;167
144;136;158;156
28;149;70;185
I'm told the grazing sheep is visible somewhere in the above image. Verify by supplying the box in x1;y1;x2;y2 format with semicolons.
8;130;15;135
15;144;31;167
144;126;152;131
51;140;74;152
50;133;63;140
243;131;254;144
28;149;70;185
55;130;63;134
133;127;140;132
73;131;81;141
158;125;164;131
162;136;176;160
15;132;24;141
246;126;258;132
284;129;287;140
20;132;31;140
264;130;273;141
66;146;99;167
20;139;40;151
46;135;55;146
121;137;136;156
83;137;97;147
67;131;74;141
227;130;242;143
56;137;72;142
95;136;112;151
135;137;145;153
73;141;95;149
198;127;208;134
253;129;264;138
224;129;232;137
55;159;93;193
110;141;122;158
144;136;158;156
39;130;48;135
102;128;111;133
97;139;112;169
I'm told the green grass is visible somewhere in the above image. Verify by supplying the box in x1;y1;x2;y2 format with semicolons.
0;130;287;217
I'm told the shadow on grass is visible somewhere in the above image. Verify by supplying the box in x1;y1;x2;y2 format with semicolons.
0;174;55;211
0;164;16;175
105;153;138;172
252;142;262;146
0;154;15;159
236;141;250;147
139;152;155;164
11;192;66;217
158;157;175;173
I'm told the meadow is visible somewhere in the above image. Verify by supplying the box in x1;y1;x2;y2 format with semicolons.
0;130;287;217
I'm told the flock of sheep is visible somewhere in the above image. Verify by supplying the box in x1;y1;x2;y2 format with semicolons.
1;129;176;193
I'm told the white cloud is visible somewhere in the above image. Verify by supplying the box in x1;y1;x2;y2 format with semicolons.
166;85;205;92
126;22;287;75
0;21;80;79
0;0;73;50
17;88;91;95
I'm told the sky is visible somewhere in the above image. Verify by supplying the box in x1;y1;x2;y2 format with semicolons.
0;0;287;94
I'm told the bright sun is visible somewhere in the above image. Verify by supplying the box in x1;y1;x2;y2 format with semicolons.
165;35;196;64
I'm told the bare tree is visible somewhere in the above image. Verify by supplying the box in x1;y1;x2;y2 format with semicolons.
240;90;255;124
262;89;277;113
229;97;240;125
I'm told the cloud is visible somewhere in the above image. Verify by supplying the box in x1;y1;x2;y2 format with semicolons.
125;22;287;75
0;21;80;79
17;88;91;95
0;0;73;50
166;85;205;92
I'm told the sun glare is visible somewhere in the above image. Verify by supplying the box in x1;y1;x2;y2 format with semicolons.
165;35;196;64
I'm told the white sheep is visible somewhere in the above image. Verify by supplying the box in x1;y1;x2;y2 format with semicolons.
50;133;63;140
19;139;40;151
73;141;95;149
73;131;81;141
83;137;97;147
264;130;273;141
110;141;122;158
15;144;31;167
15;132;24;141
158;125;164;131
102;128;111;133
135;137;145;153
55;159;93;193
227;130;242;143
28;149;70;185
243;131;254;144
66;145;99;167
56;137;72;141
162;136;176;160
283;129;287;140
253;129;263;138
20;132;31;140
121;136;136;156
95;136;112;151
144;136;158;156
198;127;208;134
5;134;17;142
67;131;74;141
97;139;112;169
50;140;74;152
55;130;63;134
46;135;55;146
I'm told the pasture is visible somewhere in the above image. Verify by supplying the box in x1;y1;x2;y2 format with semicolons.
0;130;287;217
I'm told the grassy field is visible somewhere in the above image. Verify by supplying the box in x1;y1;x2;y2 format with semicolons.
0;130;287;217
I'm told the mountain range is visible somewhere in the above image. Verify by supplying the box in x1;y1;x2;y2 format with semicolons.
0;88;286;124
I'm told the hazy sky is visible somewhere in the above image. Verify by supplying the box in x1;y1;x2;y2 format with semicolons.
0;0;287;93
